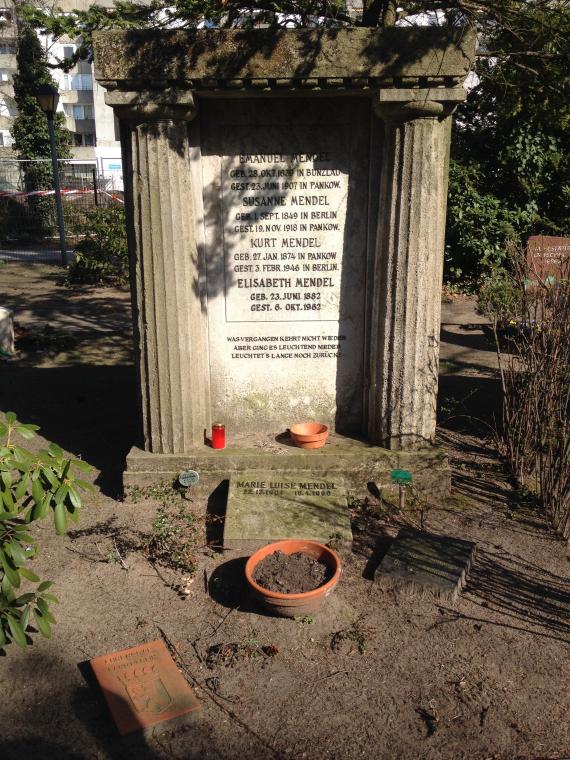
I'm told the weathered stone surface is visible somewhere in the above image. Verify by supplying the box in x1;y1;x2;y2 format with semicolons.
368;90;459;449
93;28;476;89
200;98;369;433
0;307;14;355
376;527;476;600
123;433;451;499
223;470;351;553
121;112;209;453
94;29;475;471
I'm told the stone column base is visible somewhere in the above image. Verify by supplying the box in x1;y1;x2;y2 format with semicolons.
123;433;450;502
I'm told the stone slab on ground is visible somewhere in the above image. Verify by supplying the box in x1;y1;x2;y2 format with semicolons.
223;470;352;554
89;639;200;737
123;434;451;501
375;527;476;601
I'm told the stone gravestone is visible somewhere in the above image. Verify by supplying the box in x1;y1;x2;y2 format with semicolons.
224;471;351;553
93;29;476;499
376;527;476;601
527;235;570;284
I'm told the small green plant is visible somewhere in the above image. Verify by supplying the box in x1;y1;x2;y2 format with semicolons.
147;501;198;574
331;623;367;655
295;614;315;625
0;412;93;648
66;205;128;287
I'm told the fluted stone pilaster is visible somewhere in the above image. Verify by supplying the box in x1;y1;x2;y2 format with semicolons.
113;93;208;453
369;89;464;450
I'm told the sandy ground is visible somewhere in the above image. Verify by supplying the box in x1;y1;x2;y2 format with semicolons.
0;264;568;760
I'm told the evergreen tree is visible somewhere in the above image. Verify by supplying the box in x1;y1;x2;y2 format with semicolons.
12;21;71;236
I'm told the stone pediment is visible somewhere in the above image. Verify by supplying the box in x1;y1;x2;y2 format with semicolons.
93;27;476;93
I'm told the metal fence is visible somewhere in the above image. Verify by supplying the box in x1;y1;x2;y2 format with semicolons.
0;159;124;264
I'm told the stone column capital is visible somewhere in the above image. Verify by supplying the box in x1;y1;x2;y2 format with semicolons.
373;87;466;121
104;89;198;123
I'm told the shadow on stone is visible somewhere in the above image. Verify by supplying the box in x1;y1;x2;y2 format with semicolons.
206;479;229;549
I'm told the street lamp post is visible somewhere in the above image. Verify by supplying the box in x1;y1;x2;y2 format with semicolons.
35;84;67;267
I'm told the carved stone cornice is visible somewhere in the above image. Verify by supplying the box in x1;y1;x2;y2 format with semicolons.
373;87;467;121
94;28;476;96
104;90;198;122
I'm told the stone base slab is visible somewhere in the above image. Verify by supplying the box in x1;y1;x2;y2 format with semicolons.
123;433;450;499
375;527;476;601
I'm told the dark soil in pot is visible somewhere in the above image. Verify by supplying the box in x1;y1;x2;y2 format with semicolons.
252;550;333;594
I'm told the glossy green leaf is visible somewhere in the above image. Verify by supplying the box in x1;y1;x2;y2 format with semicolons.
68;486;81;510
37;580;53;592
0;623;6;647
42;593;59;604
0;423;7;438
1;471;12;489
1;572;12;596
15;475;30;501
75;479;95;492
16;426;35;441
33;609;51;639
53;501;67;535
20;607;30;632
71;459;92;473
48;442;63;458
4;412;16;425
31;477;45;505
7;614;27;647
18;567;40;583
6;540;27;567
53;484;68;506
36;597;49;616
1;489;15;511
0;548;20;588
15;592;35;606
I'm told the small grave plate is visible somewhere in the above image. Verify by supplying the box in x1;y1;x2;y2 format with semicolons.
89;639;200;736
178;469;199;487
376;527;476;601
223;470;352;553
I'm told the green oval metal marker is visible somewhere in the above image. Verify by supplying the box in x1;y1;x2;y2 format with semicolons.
178;470;199;487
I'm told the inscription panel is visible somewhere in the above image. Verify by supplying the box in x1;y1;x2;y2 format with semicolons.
200;100;370;432
222;132;349;323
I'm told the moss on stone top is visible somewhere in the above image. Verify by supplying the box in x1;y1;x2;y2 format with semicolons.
93;27;476;88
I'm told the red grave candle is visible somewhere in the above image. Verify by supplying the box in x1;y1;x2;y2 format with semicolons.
211;423;226;450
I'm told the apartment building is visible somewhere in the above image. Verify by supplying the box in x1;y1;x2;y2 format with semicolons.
0;4;17;155
0;0;122;174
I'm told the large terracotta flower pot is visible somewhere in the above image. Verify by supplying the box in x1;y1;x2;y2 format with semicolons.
289;422;329;449
245;539;341;618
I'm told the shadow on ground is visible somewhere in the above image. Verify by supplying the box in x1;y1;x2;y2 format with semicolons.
0;363;139;496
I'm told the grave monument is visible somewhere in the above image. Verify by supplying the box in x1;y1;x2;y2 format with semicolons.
94;28;475;502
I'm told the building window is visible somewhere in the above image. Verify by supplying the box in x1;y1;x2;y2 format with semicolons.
73;132;96;147
0;70;10;82
0;98;9;117
71;104;94;120
61;74;92;92
63;45;75;60
0;44;15;55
